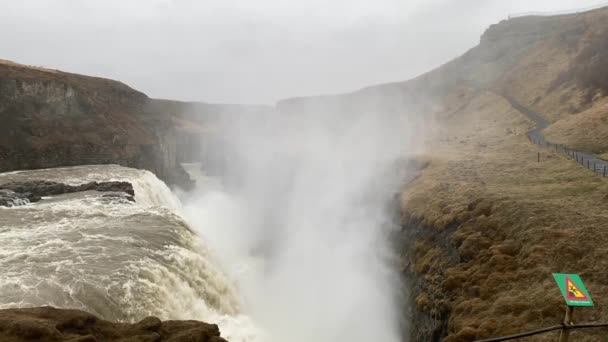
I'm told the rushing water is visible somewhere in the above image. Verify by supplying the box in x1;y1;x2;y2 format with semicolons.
0;164;263;341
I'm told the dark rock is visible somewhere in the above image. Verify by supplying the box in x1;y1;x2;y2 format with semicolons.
0;189;39;207
0;307;228;342
136;317;162;331
95;181;135;196
101;193;136;203
0;180;135;207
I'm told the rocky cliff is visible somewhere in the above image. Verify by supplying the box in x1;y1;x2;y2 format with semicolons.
148;98;271;175
0;59;270;188
0;60;190;187
0;307;227;342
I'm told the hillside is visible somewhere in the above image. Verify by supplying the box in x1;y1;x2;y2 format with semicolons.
398;7;608;342
277;6;608;342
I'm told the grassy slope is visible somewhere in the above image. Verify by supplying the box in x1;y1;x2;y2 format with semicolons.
496;9;608;154
402;89;608;341
544;99;608;155
397;9;608;340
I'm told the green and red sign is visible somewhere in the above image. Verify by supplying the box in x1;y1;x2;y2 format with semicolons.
553;273;594;307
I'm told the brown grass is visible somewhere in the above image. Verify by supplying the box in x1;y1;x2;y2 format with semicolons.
544;99;608;154
551;25;608;103
401;90;608;341
0;59;58;73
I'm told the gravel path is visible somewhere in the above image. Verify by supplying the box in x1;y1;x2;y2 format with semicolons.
502;94;608;177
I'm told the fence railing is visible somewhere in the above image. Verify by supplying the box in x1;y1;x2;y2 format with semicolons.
475;322;608;342
509;2;608;19
528;135;608;177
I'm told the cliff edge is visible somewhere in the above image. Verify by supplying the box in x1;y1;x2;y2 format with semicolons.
0;307;227;342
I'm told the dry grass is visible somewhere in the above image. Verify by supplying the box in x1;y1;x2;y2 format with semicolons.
0;59;57;73
493;9;608;157
544;99;608;154
389;8;608;341
401;90;608;341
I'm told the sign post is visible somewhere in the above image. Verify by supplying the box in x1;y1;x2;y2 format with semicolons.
553;274;594;342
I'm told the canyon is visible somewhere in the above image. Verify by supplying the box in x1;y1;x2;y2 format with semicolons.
2;6;608;342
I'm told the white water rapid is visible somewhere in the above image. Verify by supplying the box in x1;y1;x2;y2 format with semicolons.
0;164;264;342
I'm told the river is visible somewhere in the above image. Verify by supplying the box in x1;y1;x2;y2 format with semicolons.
0;164;262;341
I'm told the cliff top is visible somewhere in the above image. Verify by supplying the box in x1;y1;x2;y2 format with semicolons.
0;58;147;105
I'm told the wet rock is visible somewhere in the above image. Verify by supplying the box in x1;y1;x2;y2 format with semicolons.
101;192;136;203
0;180;135;207
0;189;40;207
0;307;228;342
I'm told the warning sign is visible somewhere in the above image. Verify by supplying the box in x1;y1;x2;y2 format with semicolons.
553;273;594;307
566;277;589;300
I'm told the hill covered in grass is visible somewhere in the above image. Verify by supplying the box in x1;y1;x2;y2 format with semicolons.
277;5;608;342
396;6;608;342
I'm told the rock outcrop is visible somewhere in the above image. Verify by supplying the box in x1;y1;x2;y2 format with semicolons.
0;60;194;188
0;180;134;207
0;307;228;342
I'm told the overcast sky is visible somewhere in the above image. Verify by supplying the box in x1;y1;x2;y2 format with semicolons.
1;0;607;104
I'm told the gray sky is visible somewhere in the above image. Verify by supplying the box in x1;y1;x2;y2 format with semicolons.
1;0;607;104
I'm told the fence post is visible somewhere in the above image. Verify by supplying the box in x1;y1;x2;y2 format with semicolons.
538;152;540;163
604;166;606;177
559;306;574;342
587;160;590;169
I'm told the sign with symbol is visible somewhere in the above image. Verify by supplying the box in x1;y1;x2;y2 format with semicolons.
553;273;594;307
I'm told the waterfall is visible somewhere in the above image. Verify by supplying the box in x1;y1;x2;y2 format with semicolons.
0;164;265;342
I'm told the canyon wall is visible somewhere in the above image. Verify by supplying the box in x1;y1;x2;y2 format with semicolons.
0;60;269;188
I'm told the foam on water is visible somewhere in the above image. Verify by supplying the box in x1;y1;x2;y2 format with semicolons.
0;165;264;341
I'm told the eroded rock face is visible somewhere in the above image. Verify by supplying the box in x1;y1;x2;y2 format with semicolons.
0;180;135;206
0;61;193;189
0;307;228;342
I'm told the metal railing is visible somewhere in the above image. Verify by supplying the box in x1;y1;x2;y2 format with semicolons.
475;322;608;342
508;2;608;19
529;136;608;177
